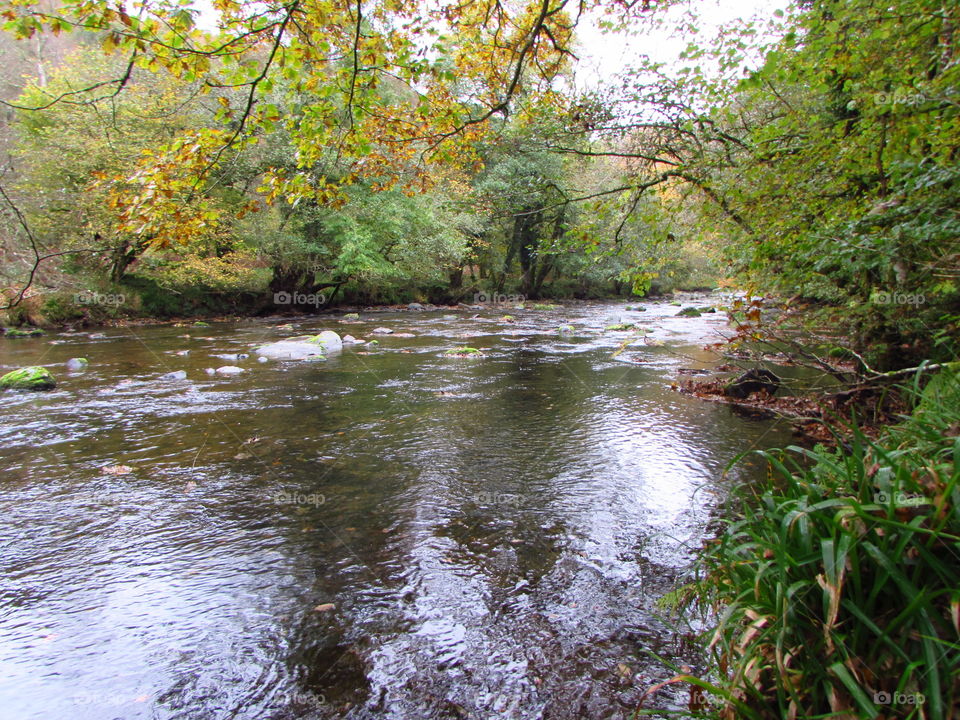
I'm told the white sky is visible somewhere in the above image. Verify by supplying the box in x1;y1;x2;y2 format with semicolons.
573;0;791;90
192;0;791;91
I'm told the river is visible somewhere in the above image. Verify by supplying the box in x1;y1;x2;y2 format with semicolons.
0;299;792;719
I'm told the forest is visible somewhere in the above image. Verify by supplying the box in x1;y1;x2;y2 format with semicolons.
0;0;958;718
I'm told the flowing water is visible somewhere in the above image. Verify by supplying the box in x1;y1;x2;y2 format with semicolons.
0;299;792;719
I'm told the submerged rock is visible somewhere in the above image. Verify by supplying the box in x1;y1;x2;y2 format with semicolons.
724;368;781;399
215;366;245;376
558;324;575;335
3;327;44;338
0;366;56;391
677;307;702;317
444;346;483;357
159;370;188;381
66;358;89;371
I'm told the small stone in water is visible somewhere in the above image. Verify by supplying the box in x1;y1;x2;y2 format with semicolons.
313;603;336;613
102;465;133;475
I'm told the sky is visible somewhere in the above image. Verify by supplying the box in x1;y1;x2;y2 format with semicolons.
191;0;792;92
573;0;792;90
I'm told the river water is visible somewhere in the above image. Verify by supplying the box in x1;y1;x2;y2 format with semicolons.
0;299;791;719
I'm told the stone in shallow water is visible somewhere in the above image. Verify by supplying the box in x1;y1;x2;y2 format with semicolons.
255;331;342;360
66;358;89;371
215;366;244;376
159;370;187;381
0;366;56;390
306;331;343;352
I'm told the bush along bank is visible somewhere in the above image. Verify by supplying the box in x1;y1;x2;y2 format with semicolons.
677;366;960;719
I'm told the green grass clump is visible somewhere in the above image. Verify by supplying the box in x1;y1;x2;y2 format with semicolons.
444;346;483;357
684;368;960;719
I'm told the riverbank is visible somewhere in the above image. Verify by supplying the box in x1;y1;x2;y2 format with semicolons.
663;364;960;719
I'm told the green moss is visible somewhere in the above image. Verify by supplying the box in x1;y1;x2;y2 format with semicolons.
3;327;44;338
343;313;360;320
0;366;56;390
604;322;638;331
532;303;560;310
192;321;210;327
444;346;483;357
677;307;702;317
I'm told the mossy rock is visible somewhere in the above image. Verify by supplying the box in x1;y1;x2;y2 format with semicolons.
4;327;44;338
677;307;702;317
532;303;561;310
558;324;575;335
670;301;682;307
604;322;638;331
343;313;360;320
697;306;717;313
0;366;56;391
444;346;483;357
827;346;854;359
500;315;515;322
193;321;210;327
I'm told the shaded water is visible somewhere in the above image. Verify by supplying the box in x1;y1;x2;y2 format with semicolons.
0;300;792;719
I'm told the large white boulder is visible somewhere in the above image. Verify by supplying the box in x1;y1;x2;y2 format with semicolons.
255;331;342;360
